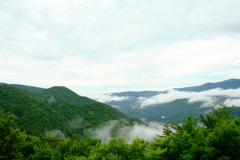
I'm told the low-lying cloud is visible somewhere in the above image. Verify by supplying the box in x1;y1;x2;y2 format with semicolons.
87;120;164;143
95;94;130;103
67;117;87;129
45;130;66;140
223;99;240;107
111;105;121;109
87;120;120;140
140;88;240;108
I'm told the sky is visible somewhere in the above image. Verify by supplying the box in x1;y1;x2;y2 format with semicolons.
1;0;240;98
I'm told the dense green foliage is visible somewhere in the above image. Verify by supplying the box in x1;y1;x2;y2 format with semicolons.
1;105;240;159
0;85;143;140
144;105;240;160
39;86;96;106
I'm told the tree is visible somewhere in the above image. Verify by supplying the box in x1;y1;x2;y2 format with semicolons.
200;104;234;130
0;110;27;159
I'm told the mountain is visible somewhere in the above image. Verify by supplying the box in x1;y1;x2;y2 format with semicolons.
175;78;240;92
103;79;240;123
0;84;144;140
0;82;44;92
39;86;96;106
1;83;97;106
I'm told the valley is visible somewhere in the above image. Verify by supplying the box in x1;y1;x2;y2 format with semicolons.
100;79;240;123
1;79;240;159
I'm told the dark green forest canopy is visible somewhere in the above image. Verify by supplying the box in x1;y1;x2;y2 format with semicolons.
0;84;144;140
1;105;240;159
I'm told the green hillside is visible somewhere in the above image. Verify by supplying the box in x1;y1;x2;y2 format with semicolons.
40;86;95;106
0;82;45;92
0;84;144;140
2;105;240;159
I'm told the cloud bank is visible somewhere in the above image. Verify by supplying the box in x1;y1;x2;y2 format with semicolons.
140;88;240;108
95;94;130;103
87;120;164;143
223;99;240;107
45;130;66;140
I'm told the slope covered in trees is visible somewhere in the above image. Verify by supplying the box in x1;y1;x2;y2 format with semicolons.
1;105;240;159
39;86;96;106
0;84;143;140
0;82;45;92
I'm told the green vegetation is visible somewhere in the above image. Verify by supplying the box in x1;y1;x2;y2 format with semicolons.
0;84;143;140
10;84;45;93
2;82;240;159
1;105;240;159
128;98;240;124
128;99;208;123
0;83;45;92
39;86;96;106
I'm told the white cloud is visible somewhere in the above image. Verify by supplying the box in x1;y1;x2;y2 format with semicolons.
119;123;164;142
45;130;66;140
140;88;240;108
223;99;240;107
189;96;218;108
0;0;240;95
87;120;119;141
87;120;164;142
111;105;121;109
95;94;130;103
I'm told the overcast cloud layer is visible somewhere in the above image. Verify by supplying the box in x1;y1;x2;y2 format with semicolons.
1;0;240;96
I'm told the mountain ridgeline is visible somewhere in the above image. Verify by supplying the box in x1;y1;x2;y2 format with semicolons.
0;83;44;92
0;84;144;140
105;78;240;123
39;86;96;106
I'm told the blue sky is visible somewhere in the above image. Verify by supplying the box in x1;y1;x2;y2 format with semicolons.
1;0;240;97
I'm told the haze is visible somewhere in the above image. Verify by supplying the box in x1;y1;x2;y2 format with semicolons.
1;0;240;97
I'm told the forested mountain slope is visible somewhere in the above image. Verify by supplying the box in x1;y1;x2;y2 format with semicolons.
0;84;144;140
2;105;240;159
0;82;44;92
39;86;96;106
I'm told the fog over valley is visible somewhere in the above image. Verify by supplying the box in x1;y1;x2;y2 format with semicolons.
1;0;240;159
97;87;240;109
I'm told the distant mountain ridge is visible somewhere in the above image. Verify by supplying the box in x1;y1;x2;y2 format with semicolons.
175;78;240;92
0;82;45;92
104;78;240;123
109;78;240;97
2;79;240;125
